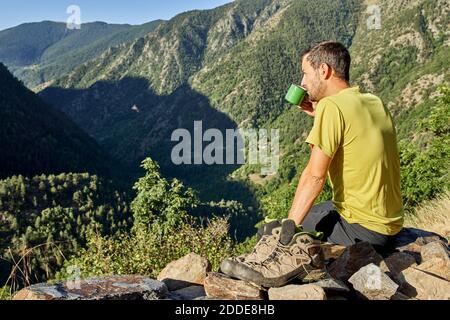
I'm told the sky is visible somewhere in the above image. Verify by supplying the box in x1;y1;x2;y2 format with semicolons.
0;0;234;31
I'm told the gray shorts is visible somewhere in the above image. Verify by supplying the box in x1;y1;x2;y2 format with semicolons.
302;201;391;248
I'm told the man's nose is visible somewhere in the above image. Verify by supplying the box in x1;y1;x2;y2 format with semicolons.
300;76;306;89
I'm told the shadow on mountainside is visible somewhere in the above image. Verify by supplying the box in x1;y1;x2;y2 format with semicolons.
40;77;262;240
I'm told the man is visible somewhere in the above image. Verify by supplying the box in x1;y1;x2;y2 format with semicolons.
288;41;404;248
220;41;404;287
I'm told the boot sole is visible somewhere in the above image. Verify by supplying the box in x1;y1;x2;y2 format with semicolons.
220;258;315;288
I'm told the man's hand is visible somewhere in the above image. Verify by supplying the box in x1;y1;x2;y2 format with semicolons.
297;94;316;117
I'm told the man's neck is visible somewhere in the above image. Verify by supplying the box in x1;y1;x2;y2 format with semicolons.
324;80;351;97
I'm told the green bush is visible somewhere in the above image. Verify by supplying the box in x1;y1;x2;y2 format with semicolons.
0;286;12;300
55;157;237;280
55;216;236;280
131;158;198;232
400;85;450;209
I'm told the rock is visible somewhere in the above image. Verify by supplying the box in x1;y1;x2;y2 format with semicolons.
204;272;264;300
348;263;399;300
167;285;206;300
380;252;417;276
388;228;448;262
415;258;450;281
327;296;348;300
420;241;449;262
314;276;351;295
268;284;326;300
301;268;328;282
159;279;196;292
328;242;384;282
398;267;450;300
390;291;417;300
321;243;347;261
157;253;211;290
13;275;168;300
389;228;446;248
194;296;220;300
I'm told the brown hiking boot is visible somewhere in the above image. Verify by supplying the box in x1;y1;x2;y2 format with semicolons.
221;232;325;288
224;219;295;265
229;226;282;265
256;219;283;241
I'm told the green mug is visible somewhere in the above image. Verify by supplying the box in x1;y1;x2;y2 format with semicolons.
285;84;307;106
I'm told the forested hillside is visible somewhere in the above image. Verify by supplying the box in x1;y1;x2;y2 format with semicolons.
0;20;163;89
0;63;125;180
0;173;131;287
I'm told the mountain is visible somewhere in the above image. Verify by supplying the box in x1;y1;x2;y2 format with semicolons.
0;20;163;89
0;63;124;180
349;0;450;138
39;0;449;211
37;0;357;202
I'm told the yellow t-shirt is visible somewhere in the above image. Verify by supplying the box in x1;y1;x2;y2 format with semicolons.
305;86;404;235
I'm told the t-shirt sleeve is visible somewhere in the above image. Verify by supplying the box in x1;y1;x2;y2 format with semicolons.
305;98;344;158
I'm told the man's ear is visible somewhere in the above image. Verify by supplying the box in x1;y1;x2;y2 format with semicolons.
319;63;333;80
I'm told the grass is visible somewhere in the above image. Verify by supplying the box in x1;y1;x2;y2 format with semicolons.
0;286;12;300
404;191;450;240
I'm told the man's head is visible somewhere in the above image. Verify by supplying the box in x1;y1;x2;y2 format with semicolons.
301;41;351;102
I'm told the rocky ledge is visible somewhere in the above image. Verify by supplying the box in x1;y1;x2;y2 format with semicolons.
13;228;449;301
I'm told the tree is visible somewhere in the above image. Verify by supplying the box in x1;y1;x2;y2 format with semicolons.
32;196;38;207
72;191;82;204
0;183;6;195
131;158;198;232
18;177;26;200
38;181;46;191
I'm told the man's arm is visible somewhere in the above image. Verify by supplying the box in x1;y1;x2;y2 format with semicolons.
287;145;332;225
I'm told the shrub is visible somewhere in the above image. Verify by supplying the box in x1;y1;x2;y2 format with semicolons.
55;216;236;280
399;85;450;209
131;158;198;232
55;158;237;281
0;286;12;300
